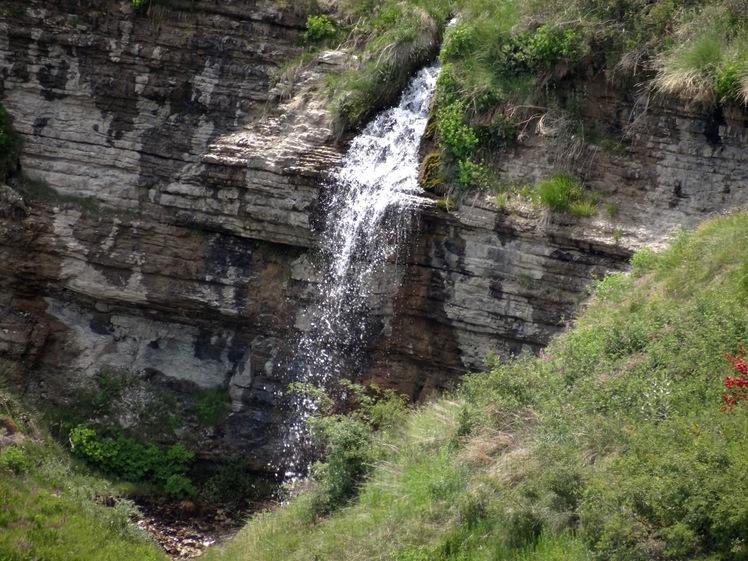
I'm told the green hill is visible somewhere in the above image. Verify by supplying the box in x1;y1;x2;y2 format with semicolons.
202;211;748;561
0;391;168;561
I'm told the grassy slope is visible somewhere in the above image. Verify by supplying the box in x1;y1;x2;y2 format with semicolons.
0;392;168;561
204;212;748;561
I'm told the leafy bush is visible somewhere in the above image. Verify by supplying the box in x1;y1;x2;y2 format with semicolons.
203;459;271;512
528;24;586;68
304;15;337;43
457;159;492;190
437;102;479;162
69;425;196;498
292;379;408;516
0;445;29;474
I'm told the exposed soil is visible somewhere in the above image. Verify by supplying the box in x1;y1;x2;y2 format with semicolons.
133;497;257;559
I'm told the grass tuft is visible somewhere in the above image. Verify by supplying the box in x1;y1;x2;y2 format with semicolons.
537;173;596;215
654;33;725;103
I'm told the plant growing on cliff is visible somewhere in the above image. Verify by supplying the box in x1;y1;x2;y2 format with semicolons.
190;385;231;426
305;15;337;44
537;173;597;215
323;0;451;132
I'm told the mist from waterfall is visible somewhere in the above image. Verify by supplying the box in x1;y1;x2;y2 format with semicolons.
282;64;440;477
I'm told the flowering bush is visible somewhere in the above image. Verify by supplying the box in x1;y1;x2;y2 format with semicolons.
721;345;748;411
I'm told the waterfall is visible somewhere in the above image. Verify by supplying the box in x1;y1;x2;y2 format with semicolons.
282;64;440;477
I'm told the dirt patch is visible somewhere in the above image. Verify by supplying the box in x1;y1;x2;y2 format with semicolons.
133;497;258;559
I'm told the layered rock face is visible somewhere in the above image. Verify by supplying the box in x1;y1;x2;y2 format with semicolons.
0;0;339;468
2;1;748;470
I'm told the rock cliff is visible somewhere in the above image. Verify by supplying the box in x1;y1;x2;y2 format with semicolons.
1;1;747;470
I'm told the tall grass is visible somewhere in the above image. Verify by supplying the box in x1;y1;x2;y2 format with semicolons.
654;33;725;104
202;211;748;561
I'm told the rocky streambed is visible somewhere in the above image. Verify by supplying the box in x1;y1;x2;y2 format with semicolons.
132;496;264;559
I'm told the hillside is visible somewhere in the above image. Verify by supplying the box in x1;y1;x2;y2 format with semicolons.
201;211;748;561
0;390;168;560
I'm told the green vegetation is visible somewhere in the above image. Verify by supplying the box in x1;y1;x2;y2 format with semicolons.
435;196;457;211
202;211;748;561
411;0;748;192
69;425;196;498
304;15;337;44
289;379;409;517
0;382;167;560
190;386;231;427
538;173;598;215
282;1;452;133
63;364;181;440
202;459;274;514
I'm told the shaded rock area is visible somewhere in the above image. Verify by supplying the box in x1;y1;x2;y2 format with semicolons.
1;0;748;473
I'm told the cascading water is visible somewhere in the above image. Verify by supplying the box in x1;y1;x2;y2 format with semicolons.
282;64;440;477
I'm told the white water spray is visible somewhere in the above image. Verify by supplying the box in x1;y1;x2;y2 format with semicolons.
282;64;440;477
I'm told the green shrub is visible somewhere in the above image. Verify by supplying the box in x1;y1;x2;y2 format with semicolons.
304;15;337;43
164;474;196;498
630;247;657;273
457;159;492;190
203;459;271;512
528;24;585;68
0;445;29;474
292;379;408;516
437;102;479;162
69;425;196;498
